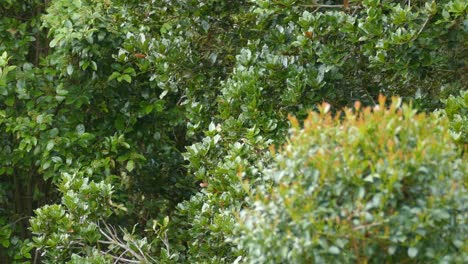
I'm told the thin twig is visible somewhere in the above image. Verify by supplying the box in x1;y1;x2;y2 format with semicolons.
353;221;387;231
101;250;140;264
405;15;433;44
98;222;147;263
8;216;30;226
98;239;115;245
302;4;344;8
163;232;170;255
301;4;360;9
121;225;150;263
114;249;129;264
33;249;39;264
131;239;149;263
412;15;432;41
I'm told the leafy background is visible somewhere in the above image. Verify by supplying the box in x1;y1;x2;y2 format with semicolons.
0;0;466;263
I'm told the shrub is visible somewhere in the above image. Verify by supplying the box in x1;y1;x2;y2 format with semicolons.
238;97;467;263
169;0;468;259
444;90;467;147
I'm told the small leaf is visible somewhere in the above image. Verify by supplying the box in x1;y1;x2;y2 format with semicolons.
5;96;14;106
42;161;51;170
453;239;463;248
388;246;397;255
46;141;55;151
51;156;62;163
126;160;135;172
329;246;340;255
49;38;58;48
121;74;132;83
76;124;85;135
408;247;418;258
2;240;10;248
56;84;68;96
159;90;168;99
67;64;74;75
108;72;120;81
209;122;216;131
124;67;136;75
213;134;221;144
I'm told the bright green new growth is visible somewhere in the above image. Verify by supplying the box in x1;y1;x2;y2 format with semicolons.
238;97;467;263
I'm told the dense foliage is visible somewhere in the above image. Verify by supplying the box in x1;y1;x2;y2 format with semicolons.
0;0;466;263
238;97;467;263
445;90;468;147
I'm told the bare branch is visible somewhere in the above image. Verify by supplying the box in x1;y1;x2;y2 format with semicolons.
101;250;140;264
114;249;129;264
98;221;150;263
300;4;360;9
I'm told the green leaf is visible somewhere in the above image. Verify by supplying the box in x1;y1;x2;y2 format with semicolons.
46;141;55;151
42;161;51;170
159;90;168;99
67;64;74;75
160;23;172;34
388;246;397;255
121;74;132;83
123;67;136;75
5;96;14;106
49;38;58;48
126;160;135;172
329;246;340;255
108;72;121;81
408;247;418;258
1;240;10;248
76;124;85;135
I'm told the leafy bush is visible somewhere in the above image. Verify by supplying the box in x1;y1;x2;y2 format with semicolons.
238;97;467;263
220;0;466;110
175;0;467;260
444;90;467;147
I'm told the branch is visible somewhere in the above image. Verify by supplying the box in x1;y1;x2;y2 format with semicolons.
353;220;387;231
300;4;360;9
114;249;129;264
33;249;40;264
411;15;432;42
98;222;149;263
101;250;140;264
131;239;149;263
8;216;30;226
